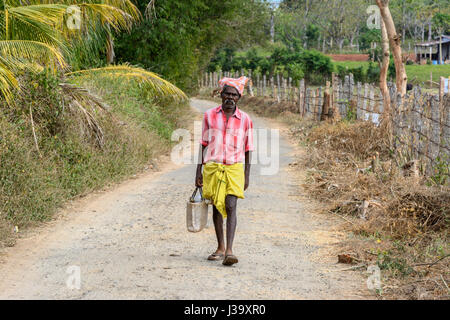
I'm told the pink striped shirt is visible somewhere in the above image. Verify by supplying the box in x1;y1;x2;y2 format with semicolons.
200;105;254;164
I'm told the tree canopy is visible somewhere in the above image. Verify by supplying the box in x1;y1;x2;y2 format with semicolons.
114;0;271;92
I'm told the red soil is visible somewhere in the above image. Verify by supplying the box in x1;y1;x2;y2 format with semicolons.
327;54;370;62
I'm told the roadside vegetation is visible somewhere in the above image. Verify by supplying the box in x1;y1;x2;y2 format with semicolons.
0;70;190;247
236;96;449;300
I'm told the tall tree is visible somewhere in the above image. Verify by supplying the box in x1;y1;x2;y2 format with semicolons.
376;0;407;95
379;18;390;116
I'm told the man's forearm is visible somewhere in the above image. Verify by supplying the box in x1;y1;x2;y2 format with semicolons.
196;145;206;173
245;151;251;176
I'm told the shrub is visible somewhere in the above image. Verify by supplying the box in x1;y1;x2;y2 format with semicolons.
299;49;333;84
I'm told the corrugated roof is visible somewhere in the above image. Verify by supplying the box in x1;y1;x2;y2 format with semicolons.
415;35;450;47
416;39;450;47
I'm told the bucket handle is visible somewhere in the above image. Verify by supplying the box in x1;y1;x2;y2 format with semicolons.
190;187;204;202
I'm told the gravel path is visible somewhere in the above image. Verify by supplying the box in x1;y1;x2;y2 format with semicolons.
0;98;372;299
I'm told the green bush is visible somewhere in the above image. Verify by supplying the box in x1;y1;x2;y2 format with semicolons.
300;49;333;84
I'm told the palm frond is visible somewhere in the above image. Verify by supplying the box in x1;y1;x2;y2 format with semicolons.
78;3;136;32
8;4;68;26
60;82;110;148
103;0;141;21
0;40;67;69
65;65;188;102
4;6;67;49
0;59;19;103
60;82;110;111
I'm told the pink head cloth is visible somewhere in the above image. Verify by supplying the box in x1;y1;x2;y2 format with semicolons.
218;76;249;96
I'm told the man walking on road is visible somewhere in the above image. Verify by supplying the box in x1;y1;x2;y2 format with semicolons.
195;76;254;266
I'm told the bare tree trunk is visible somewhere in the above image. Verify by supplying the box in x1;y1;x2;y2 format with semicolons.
376;0;407;95
428;19;432;42
270;11;275;43
379;19;391;120
421;23;425;41
338;39;344;52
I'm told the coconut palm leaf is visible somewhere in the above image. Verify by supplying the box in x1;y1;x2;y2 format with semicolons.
0;59;19;103
65;65;188;102
77;3;135;32
0;40;67;69
1;6;67;50
7;4;67;26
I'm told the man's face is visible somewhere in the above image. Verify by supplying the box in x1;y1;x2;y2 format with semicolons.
221;86;240;111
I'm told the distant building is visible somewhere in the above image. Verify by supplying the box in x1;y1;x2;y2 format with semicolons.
415;35;450;64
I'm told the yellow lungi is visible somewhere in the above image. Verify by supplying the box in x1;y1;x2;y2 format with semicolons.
202;162;245;218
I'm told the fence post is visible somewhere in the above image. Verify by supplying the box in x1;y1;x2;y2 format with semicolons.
411;87;420;160
305;88;311;117
344;75;350;102
338;78;344;117
263;74;266;98
369;85;375;123
331;73;338;121
284;77;288;102
248;69;254;97
321;82;331;121
417;94;427;173
362;83;369;121
288;77;292;103
256;73;260;97
439;77;445;146
404;91;413;161
356;82;362;120
317;87;323;121
279;76;283;101
271;76;275;99
276;74;281;103
440;77;449;160
299;79;305;115
442;94;450;164
430;95;441;175
349;73;354;101
311;89;316;119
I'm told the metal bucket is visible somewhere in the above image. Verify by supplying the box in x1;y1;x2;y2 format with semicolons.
186;201;209;232
186;187;209;233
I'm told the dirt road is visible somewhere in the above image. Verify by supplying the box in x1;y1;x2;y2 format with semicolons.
0;98;372;299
